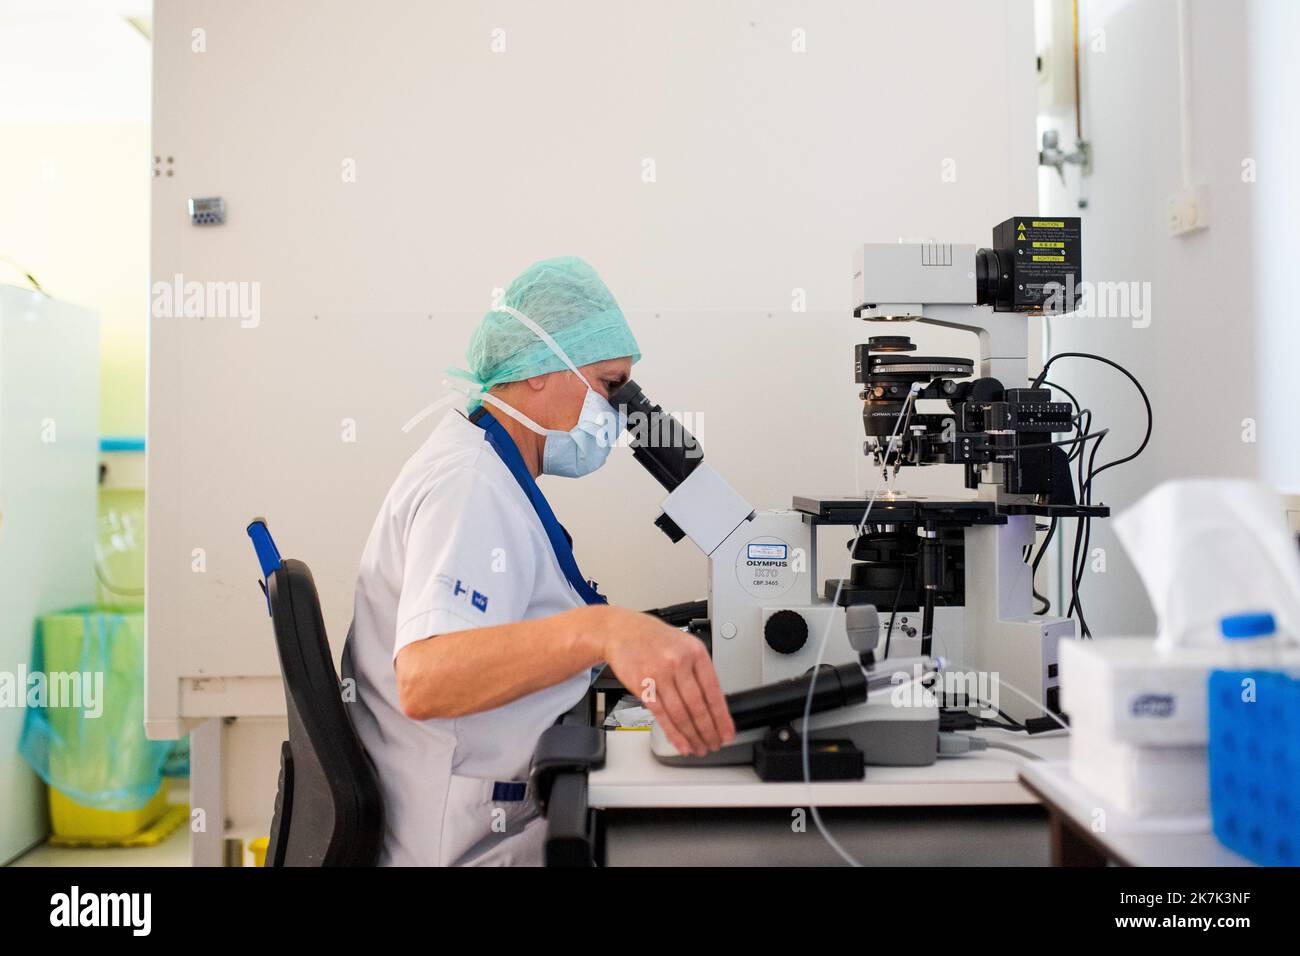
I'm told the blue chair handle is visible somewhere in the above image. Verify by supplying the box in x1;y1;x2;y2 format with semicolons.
246;518;283;616
247;518;283;577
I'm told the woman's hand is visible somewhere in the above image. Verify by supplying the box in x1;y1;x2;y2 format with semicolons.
601;607;736;757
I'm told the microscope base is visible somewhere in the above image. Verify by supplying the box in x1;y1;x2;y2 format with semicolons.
650;694;939;769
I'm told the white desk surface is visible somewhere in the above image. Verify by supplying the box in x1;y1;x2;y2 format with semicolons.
1019;760;1254;867
588;727;1068;809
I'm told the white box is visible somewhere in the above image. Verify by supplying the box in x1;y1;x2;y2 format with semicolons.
1059;637;1300;746
1060;636;1300;819
852;242;978;313
1068;727;1208;817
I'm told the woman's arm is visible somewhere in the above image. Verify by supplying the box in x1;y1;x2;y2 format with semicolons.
394;603;735;756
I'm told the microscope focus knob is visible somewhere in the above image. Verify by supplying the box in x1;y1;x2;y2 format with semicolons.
764;610;809;655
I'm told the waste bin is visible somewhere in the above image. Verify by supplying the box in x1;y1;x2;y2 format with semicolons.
19;608;173;840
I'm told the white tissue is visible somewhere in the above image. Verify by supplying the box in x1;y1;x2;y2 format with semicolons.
612;705;653;729
1114;479;1300;652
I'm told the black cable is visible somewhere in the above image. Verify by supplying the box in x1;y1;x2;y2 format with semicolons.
1031;517;1058;614
1035;353;1152;642
1066;412;1091;463
1010;427;1109;452
1075;408;1092;488
1082;417;1105;507
1017;416;1102;620
977;717;1027;733
1039;378;1079;409
1039;379;1086;461
945;698;1026;730
1039;378;1080;417
1068;430;1105;637
1072;409;1093;606
1026;377;1084;616
1033;351;1154;488
1068;515;1088;633
1074;414;1093;626
1022;419;1097;612
920;586;935;657
1075;434;1105;587
985;706;1025;729
882;572;906;659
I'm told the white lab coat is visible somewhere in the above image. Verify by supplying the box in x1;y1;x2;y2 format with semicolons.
343;410;591;866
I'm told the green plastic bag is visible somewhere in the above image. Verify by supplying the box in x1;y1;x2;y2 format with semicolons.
18;608;172;811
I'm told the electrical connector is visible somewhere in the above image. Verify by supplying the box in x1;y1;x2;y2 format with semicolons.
937;732;989;756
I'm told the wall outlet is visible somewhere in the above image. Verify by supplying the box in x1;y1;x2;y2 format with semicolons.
1167;187;1208;237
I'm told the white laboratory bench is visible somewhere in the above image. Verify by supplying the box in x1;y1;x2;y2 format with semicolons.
1018;760;1254;867
591;726;1068;808
560;726;1071;866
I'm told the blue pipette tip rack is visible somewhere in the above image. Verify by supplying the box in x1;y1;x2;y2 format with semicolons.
1208;670;1300;866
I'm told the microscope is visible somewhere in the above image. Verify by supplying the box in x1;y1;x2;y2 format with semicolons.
613;217;1105;769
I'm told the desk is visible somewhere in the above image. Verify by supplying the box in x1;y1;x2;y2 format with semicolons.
1019;761;1253;867
566;728;1070;865
591;727;1068;807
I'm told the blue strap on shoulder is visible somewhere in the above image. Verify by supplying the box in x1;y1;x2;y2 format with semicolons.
246;518;283;616
472;410;607;606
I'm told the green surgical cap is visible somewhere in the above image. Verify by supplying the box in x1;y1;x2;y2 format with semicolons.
451;256;641;409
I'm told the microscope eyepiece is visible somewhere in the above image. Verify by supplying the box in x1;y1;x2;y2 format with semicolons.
610;379;703;493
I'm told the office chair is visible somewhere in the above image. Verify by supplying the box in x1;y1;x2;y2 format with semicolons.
246;518;383;866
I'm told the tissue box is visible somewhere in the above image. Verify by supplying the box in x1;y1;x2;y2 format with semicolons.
1068;727;1208;816
1059;637;1300;746
1059;637;1300;819
1060;638;1218;745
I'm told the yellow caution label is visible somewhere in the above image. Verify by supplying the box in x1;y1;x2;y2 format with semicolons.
1032;220;1065;228
1017;222;1027;230
1032;255;1065;262
1017;232;1026;241
1032;241;1065;248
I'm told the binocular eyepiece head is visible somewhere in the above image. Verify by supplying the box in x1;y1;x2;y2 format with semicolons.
609;379;704;493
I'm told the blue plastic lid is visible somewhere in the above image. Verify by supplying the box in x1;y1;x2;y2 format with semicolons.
1220;612;1276;639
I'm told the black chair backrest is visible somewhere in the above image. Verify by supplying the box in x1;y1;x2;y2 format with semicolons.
262;557;383;866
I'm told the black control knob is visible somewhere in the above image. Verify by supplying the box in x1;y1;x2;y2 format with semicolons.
764;610;809;655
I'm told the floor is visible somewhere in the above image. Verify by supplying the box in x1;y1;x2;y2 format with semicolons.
7;779;193;868
7;782;1050;867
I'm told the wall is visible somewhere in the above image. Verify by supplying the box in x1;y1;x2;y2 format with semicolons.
1247;0;1300;492
0;5;149;860
1036;0;1283;637
0;7;152;618
0;124;149;436
147;0;1039;734
0;6;150;437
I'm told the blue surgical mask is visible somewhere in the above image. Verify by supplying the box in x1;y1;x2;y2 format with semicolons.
476;306;624;478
